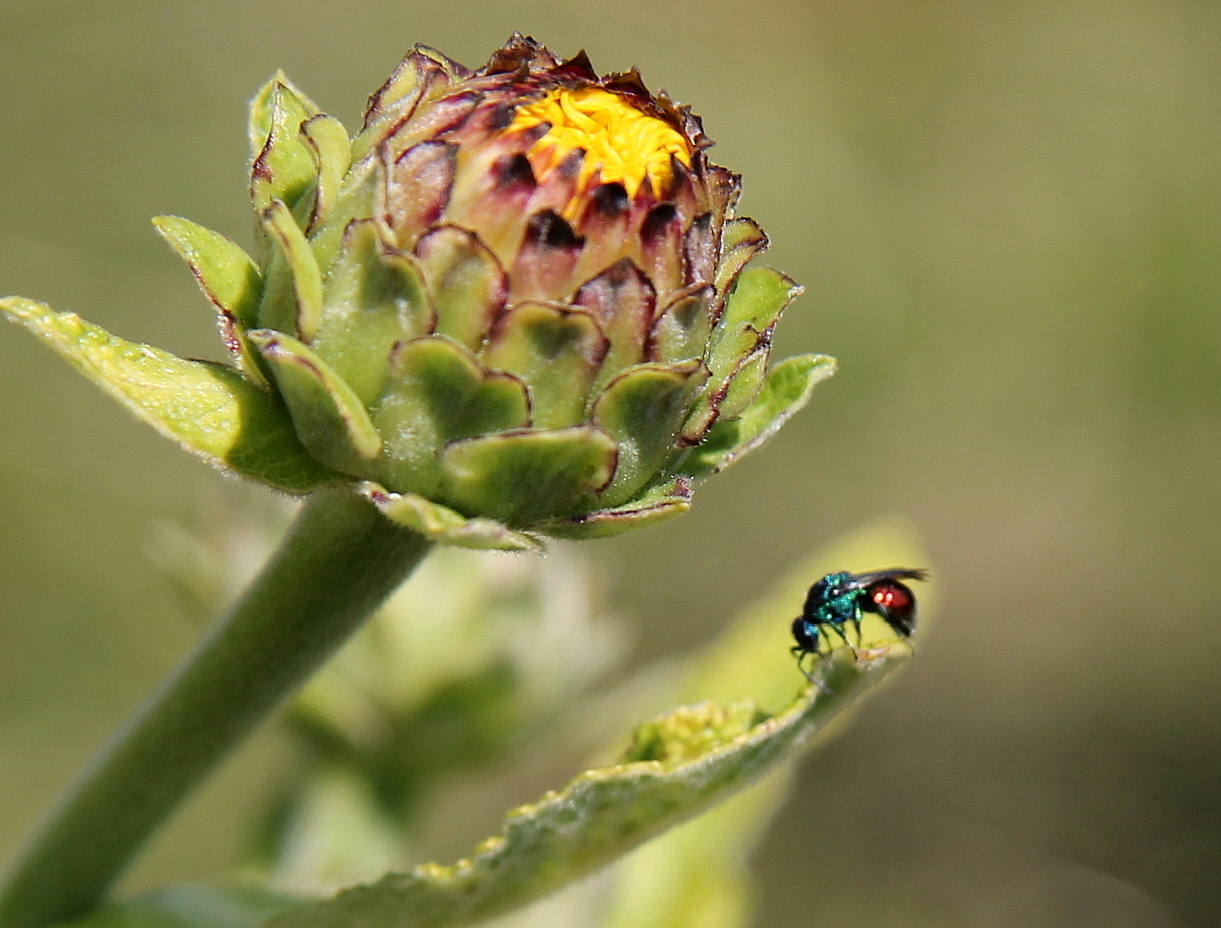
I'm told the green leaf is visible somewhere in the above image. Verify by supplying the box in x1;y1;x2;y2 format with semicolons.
362;482;542;552
263;646;909;928
706;267;801;378
61;884;300;928
371;337;531;496
710;345;769;422
683;354;836;478
598;771;780;928
249;70;322;160
592;361;708;507
151;216;262;330
312;220;431;405
301;114;353;234
303;166;382;290
439;425;618;527
412;226;507;351
249;329;382;471
683;267;802;439
260;199;325;340
481;302;608;429
251;80;323;220
536;477;693;540
1;297;338;493
647;285;714;365
713;217;768;296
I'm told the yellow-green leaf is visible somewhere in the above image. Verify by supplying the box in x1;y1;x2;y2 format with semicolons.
261;199;325;340
151;216;262;330
1;297;338;493
262;646;908;928
362;483;542;552
684;354;836;477
250;80;322;218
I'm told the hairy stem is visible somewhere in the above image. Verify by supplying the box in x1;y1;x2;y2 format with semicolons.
0;487;431;928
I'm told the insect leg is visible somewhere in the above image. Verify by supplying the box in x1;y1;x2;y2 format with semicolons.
792;648;810;682
827;622;853;649
800;654;816;683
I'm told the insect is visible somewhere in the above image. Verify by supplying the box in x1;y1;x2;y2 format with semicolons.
791;568;927;679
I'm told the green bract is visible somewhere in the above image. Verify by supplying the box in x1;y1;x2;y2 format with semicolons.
2;35;834;549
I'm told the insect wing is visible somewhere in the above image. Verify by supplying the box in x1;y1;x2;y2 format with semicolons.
841;567;927;590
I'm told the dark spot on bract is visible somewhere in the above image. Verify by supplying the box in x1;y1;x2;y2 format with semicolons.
641;203;679;244
526;210;584;250
556;148;585;179
590;182;629;217
495;153;536;190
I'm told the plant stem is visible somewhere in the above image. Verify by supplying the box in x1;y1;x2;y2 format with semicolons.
0;487;431;928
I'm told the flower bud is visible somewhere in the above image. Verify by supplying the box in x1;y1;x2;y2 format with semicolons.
3;35;834;550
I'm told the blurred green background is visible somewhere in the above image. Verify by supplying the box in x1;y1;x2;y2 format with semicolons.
2;1;1219;926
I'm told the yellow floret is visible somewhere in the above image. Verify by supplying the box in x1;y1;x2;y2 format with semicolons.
508;87;692;206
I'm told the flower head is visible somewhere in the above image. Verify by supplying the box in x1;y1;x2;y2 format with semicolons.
2;35;834;551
